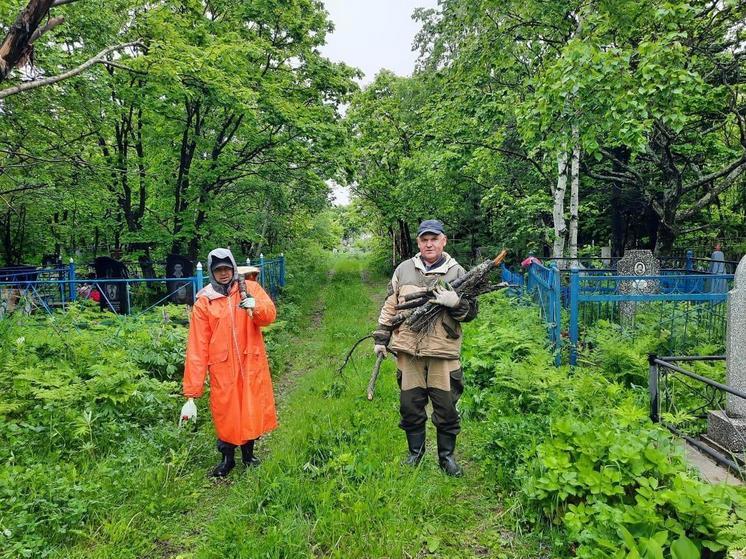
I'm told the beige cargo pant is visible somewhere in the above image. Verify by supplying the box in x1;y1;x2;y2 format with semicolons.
396;353;463;436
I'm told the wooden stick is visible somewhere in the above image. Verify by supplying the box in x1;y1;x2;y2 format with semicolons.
367;354;385;400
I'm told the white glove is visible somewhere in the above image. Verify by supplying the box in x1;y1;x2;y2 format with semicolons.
374;344;388;359
432;286;461;308
179;398;197;427
239;296;256;310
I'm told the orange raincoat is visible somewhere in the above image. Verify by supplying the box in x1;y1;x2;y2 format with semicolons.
183;280;277;445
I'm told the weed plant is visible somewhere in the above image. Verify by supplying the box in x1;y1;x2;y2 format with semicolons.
0;245;329;558
461;292;746;558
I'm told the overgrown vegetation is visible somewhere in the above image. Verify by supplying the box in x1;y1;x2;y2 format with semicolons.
462;292;746;558
0;244;329;558
0;303;189;557
2;254;745;558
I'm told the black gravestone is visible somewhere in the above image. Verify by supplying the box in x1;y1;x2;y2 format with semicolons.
166;254;195;304
41;255;63;269
94;256;130;314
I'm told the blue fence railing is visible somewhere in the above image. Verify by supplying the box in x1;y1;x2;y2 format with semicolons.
546;250;740;275
503;258;736;367
500;263;524;294
525;262;562;366
0;254;286;317
566;268;733;366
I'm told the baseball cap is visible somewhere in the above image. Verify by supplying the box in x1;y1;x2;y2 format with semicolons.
417;219;446;237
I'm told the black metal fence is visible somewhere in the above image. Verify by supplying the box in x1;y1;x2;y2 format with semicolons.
648;354;745;477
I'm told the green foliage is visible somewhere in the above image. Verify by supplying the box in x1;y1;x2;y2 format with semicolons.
346;0;746;259
462;291;746;558
528;410;745;558
0;243;328;557
0;0;358;266
584;320;655;385
0;305;188;556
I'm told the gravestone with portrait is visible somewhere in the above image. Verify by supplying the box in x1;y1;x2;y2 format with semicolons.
616;250;660;326
166;254;195;305
94;256;130;314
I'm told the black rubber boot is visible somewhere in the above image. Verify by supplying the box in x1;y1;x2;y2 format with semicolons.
404;429;426;466
240;440;261;468
211;448;236;478
436;431;463;477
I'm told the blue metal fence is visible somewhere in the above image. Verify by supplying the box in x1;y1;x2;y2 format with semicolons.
504;257;736;367
525;262;562;366
0;254;286;317
566;267;734;366
500;263;524;296
547;250;740;275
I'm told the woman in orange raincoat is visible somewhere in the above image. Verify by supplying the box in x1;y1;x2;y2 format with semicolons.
183;248;277;477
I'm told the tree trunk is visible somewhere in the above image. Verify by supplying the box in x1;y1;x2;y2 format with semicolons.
0;0;55;82
92;226;99;257
552;149;569;266
655;223;676;255
645;205;659;251
399;219;413;260
568;127;580;267
251;197;272;260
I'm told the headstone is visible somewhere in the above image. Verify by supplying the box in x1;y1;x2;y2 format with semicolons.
166;254;194;305
41;254;62;269
601;246;612;267
707;255;746;451
616;250;660;325
94;256;130;314
707;248;728;294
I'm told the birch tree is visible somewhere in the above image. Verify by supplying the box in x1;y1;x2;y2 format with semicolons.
552;149;569;263
569;125;580;266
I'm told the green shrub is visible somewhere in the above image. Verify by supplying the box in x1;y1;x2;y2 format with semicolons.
462;292;746;558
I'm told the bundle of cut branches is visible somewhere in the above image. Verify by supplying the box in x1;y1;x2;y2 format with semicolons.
338;250;510;402
391;249;508;333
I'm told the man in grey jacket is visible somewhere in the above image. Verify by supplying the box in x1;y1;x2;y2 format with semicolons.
373;219;478;476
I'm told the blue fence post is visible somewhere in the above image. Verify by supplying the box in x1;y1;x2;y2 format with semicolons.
548;263;562;366
527;263;535;292
194;262;203;294
279;253;286;287
68;258;76;302
569;266;580;366
259;253;265;288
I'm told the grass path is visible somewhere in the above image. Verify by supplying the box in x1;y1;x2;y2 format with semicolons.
68;256;547;558
172;256;549;558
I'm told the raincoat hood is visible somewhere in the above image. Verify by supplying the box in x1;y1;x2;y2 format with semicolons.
207;248;237;296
